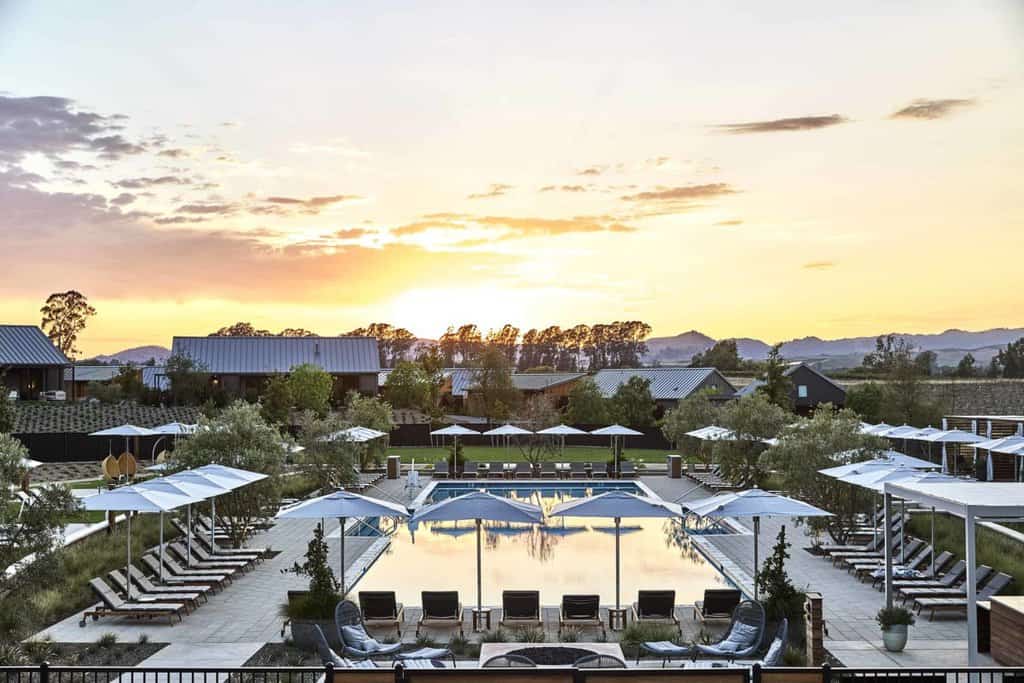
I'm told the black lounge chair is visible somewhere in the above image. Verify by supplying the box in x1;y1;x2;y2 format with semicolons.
914;573;1014;620
128;565;214;598
461;461;479;479
569;462;588;479
166;543;242;575
335;599;403;659
107;569;202;610
891;558;965;593
171;519;268;558
846;538;925;574
514;462;533;479
902;566;993;604
620;461;636;478
499;590;541;629
185;541;256;570
874;551;954;589
146;553;231;587
486;462;505;479
433;461;450;479
358;591;405;636
416;591;463;637
81;578;184;626
540;461;558;479
694;600;766;659
558;594;605;637
693;588;742;621
590;462;609;479
633;590;681;634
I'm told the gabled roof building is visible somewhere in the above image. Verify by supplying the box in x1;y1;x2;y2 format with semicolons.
0;325;70;399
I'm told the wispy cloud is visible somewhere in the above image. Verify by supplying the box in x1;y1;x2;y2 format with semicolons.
889;98;975;120
802;261;836;270
576;165;606;176
111;175;192;189
621;183;736;202
713;114;848;134
391;213;634;244
467;183;513;199
715;219;743;227
539;184;588;193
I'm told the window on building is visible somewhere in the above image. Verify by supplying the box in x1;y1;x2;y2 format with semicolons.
797;384;808;398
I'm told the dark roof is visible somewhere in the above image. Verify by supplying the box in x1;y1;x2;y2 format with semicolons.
0;325;70;366
735;379;766;398
510;373;585;392
12;403;201;434
784;362;846;393
591;367;736;400
170;336;380;374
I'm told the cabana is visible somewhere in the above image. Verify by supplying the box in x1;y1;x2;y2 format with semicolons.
883;481;1024;664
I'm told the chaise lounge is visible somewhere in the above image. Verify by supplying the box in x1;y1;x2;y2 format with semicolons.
81;578;185;626
558;594;605;638
416;591;464;637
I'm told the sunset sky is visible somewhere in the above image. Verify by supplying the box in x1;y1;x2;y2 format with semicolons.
2;1;1022;357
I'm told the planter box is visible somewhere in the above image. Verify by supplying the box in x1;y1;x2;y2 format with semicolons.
286;590;341;651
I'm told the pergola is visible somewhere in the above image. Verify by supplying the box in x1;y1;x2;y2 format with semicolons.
882;481;1024;665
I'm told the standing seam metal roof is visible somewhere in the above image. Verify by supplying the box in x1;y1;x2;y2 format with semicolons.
170;336;380;374
0;325;70;366
591;367;734;400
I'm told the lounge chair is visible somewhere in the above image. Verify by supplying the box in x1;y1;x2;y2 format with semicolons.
845;539;924;573
693;588;742;621
81;578;184;626
358;591;405;636
620;461;637;478
499;590;541;629
590;462;609;479
891;560;967;597
853;544;933;581
914;573;1014;620
540;462;558;479
696;618;789;668
632;590;681;635
694;600;766;659
311;624;379;668
168;542;246;574
831;537;906;567
486;462;505;479
568;462;588;479
901;566;993;604
128;565;215;597
433;461;450;479
461;461;479;479
514;462;533;479
184;542;256;570
416;591;464;637
335;599;403;659
107;570;202;610
558;594;605;638
873;551;954;589
171;519;267;558
147;553;231;587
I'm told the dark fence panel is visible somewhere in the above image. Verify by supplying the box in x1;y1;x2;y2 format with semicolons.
389;423;671;450
12;433;169;464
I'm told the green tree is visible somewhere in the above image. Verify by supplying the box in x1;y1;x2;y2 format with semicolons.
295;412;360;488
165;354;210;405
383;360;430;409
210;322;273;336
914;350;937;377
39;290;96;359
172;401;284;547
954;353;978;378
994;338;1024;378
846;382;885;423
260;374;293;426
690;339;741;371
415;345;446;413
765;407;886;543
565;377;610;424
287;363;333;416
0;396;15;433
610;376;657;427
112;364;144;399
470;346;521;419
284;522;341;612
713;394;789;487
661;390;718;463
759;344;793;410
344;392;394;468
514;395;561;466
756;527;805;622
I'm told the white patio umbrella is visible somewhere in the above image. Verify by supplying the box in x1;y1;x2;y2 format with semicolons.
920;430;987;476
89;424;160;458
134;479;212;580
164;469;244;559
411;491;543;625
153;422;197;435
549;490;682;609
324;426;388;443
536;424;588;456
19;457;43;469
277;489;409;594
683;489;831;599
685;425;734;441
429;425;480;474
483;424;533;455
862;423;894;436
82;486;193;599
590;425;643;475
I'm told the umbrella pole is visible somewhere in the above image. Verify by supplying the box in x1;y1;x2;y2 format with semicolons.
615;516;621;610
476;518;483;629
900;499;906;564
340;517;346;596
126;513;132;601
753;516;760;600
159;512;164;582
187;504;192;568
930;507;936;575
210;498;216;550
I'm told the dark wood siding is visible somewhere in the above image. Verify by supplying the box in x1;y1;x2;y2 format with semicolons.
788;365;846;413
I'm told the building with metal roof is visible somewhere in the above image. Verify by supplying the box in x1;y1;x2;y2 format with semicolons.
141;366;170;392
0;325;70;399
591;367;736;408
733;363;846;415
170;336;380;399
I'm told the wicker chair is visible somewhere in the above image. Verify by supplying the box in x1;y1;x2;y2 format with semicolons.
334;599;402;659
694;600;766;659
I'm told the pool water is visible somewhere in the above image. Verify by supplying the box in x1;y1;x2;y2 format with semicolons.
353;481;728;607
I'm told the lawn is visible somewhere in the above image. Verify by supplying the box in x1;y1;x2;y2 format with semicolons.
389;445;677;464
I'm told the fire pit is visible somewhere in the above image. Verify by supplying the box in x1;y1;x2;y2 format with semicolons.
479;642;625;667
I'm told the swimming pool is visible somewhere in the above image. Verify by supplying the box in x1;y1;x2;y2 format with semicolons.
353;480;729;607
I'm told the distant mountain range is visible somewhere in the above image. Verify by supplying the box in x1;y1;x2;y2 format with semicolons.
89;345;171;365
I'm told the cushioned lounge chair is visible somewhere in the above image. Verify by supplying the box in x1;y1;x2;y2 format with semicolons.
694;600;766;659
416;591;463;637
620;461;636;478
891;558;965;592
499;590;541;629
694;588;742;621
486;462;505;479
514;462;533;479
128;565;214;598
902;566;993;604
558;594;604;638
461;461;479;479
171;541;251;571
107;569;201;610
167;543;243;576
633;590;681;634
914;573;1013;620
568;462;588;479
359;591;405;636
696;618;789;669
187;542;256;570
590;462;609;479
897;563;981;603
847;539;925;574
335;599;403;659
433;461;450;479
540;461;558;479
874;551;954;589
147;553;231;587
81;578;184;626
171;519;268;558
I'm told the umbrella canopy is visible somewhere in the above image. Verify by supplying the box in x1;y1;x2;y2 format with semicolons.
430;425;481;437
685;425;734;441
839;466;926;492
19;457;42;469
878;425;923;439
324;426;388;443
684;489;831;599
861;423;894;435
821;452;939;478
152;422;197;435
820;459;911;479
411;491;542;622
536;424;588;436
549;491;681;609
483;424;533;437
970;436;1024;453
920;429;987;444
195;464;269;484
903;426;942;440
89;424;160;437
278;489;409;593
164;469;249;556
590;424;644;437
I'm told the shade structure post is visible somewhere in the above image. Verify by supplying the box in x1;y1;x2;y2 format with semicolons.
900;499;906;564
752;516;760;600
883;492;894;608
872;493;879;547
159;512;164;582
476;518;483;625
210;498;216;550
930;507;936;575
126;513;132;601
965;509;978;665
186;505;192;569
339;517;346;596
614;516;622;610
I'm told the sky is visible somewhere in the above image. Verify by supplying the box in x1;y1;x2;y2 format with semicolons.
1;1;1023;357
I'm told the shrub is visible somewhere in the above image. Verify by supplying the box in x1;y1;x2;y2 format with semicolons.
481;628;508;643
0;643;26;665
21;637;56;664
415;634;439;648
97;632;119;648
512;626;545;643
757;527;806;622
558;627;580;642
137;634;149;645
783;645;807;666
619;622;681;657
876;606;915;630
448;634;471;656
282;523;340;620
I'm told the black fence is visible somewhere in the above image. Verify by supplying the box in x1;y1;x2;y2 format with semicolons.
12;433;172;464
392;424;672;451
3;664;1024;683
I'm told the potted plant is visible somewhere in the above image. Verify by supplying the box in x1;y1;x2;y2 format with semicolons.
876;606;915;652
281;522;342;650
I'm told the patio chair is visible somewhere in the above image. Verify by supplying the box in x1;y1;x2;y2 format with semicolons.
574;653;627;668
873;551;954;589
540;461;558;479
699;618;789;668
892;559;967;597
853;543;932;580
914;573;1014;620
433;461;450;479
568;462;588;479
590;462;609;479
168;542;246;574
619;461;637;478
486;462;505;479
107;569;201;610
632;590;681;635
461;461;479;479
693;588;742;621
514;462;533;479
128;565;215;598
335;599;403;659
416;591;464;637
81;578;185;626
845;538;924;573
172;519;268;557
499;590;541;629
482;654;536;668
558;594;605;638
694;600;766;659
358;591;405;636
185;542;256;570
312;624;379;668
820;529;889;555
148;553;231;587
901;565;993;604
